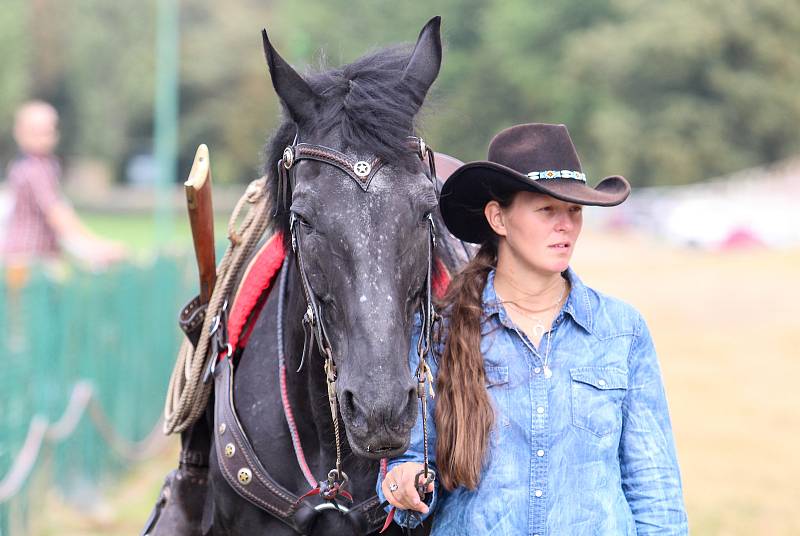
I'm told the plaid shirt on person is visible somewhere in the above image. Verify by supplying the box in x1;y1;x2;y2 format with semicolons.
1;154;62;260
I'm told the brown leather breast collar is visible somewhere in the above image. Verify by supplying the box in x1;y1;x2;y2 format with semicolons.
214;356;386;534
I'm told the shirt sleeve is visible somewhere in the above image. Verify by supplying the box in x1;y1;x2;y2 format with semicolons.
375;317;443;529
619;314;689;534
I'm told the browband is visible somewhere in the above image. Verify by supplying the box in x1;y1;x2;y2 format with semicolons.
275;136;434;214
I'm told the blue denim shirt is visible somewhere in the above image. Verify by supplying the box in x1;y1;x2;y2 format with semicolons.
377;268;688;535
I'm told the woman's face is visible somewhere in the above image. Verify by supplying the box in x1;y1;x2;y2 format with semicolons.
488;190;583;276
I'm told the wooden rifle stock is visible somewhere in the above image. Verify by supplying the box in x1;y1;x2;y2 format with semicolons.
184;144;217;304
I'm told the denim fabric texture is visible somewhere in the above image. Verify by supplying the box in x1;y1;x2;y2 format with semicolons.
377;268;688;535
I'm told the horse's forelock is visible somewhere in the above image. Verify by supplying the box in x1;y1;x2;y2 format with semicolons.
262;44;427;232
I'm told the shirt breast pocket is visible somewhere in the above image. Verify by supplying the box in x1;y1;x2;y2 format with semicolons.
484;366;510;429
570;367;628;438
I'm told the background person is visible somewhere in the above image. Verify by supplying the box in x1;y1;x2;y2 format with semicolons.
1;100;125;287
379;123;688;534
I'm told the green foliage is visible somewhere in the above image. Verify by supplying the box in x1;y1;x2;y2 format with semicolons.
1;0;798;187
0;0;33;162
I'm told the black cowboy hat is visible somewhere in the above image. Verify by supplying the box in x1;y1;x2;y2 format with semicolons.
439;123;631;243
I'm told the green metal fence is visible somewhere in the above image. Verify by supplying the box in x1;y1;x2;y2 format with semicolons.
0;256;193;535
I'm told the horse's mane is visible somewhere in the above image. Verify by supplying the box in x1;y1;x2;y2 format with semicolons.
263;44;426;231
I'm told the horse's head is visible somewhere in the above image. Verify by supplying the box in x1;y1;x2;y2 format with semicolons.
262;18;442;459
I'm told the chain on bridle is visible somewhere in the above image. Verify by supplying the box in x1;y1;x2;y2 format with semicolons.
277;133;440;511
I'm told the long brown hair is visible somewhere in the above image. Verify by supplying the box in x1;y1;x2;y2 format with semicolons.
434;189;515;490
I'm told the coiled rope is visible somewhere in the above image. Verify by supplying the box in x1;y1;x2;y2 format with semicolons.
163;177;273;434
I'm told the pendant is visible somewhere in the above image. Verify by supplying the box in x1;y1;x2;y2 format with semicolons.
543;366;553;379
533;323;545;339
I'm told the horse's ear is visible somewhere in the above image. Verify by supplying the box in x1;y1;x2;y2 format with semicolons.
262;28;316;121
402;16;442;108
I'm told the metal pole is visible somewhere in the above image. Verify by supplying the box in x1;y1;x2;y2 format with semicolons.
153;0;179;246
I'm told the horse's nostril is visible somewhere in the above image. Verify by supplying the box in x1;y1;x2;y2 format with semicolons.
388;387;417;433
342;389;356;416
406;386;416;413
342;389;368;430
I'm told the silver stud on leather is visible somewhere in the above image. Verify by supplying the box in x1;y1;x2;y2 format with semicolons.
238;467;252;485
225;443;236;458
353;161;371;178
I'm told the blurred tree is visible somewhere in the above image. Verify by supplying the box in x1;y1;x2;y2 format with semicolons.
0;0;33;166
178;0;278;183
62;0;157;174
562;0;800;185
2;0;798;187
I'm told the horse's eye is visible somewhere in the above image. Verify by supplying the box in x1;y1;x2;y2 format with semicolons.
293;213;313;230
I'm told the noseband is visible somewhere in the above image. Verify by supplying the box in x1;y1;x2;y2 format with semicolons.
278;133;440;509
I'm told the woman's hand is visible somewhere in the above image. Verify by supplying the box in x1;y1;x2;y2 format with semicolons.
382;462;435;514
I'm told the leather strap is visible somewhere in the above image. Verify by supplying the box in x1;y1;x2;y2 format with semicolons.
293;143;383;190
213;357;387;534
178;295;207;347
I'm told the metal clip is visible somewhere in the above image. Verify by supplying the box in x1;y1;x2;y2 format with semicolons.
202;354;216;383
324;353;337;384
303;304;314;326
289;214;298;252
414;468;436;501
427;213;436;247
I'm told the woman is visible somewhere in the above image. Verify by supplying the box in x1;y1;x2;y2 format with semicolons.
379;123;688;534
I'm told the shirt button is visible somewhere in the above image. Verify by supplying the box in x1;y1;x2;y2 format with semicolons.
534;367;541;374
536;406;544;414
537;449;545;457
535;489;543;497
598;379;607;387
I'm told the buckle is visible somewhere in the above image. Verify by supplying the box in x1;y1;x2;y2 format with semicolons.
283;146;295;169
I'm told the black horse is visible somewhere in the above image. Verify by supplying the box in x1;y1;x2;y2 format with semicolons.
145;17;470;536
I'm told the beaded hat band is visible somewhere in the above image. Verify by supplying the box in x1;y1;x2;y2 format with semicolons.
527;170;586;182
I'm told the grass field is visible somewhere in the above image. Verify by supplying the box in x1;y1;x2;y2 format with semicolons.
80;212;231;257
33;227;800;535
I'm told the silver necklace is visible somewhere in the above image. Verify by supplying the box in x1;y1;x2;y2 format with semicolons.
506;279;568;379
506;279;567;342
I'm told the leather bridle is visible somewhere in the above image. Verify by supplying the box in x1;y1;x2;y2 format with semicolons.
280;135;439;496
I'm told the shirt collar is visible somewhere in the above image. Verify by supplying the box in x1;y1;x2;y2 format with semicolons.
482;267;594;335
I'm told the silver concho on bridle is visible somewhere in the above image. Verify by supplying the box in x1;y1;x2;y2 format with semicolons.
353;160;371;179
